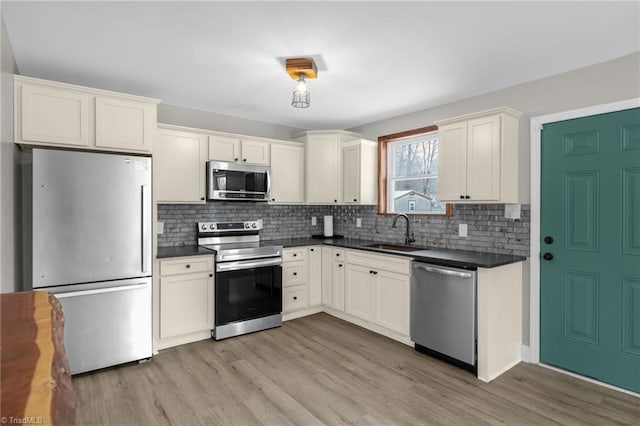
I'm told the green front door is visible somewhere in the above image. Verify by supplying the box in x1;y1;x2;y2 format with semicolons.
541;107;640;393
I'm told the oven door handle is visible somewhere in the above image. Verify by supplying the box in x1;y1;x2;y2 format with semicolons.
216;257;283;272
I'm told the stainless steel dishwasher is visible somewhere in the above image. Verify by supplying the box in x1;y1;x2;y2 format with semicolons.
411;261;477;372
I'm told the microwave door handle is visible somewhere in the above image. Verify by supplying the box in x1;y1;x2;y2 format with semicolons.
266;170;271;199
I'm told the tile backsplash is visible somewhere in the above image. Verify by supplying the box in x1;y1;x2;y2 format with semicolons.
158;203;530;257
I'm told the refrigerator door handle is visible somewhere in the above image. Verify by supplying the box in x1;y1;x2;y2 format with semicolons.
55;283;149;299
141;185;151;274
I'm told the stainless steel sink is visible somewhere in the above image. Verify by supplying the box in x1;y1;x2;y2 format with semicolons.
365;243;424;252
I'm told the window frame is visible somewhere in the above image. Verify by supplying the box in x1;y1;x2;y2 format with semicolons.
377;125;453;216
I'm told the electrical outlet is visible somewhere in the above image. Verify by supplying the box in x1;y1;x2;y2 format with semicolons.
157;222;164;234
458;223;468;237
356;218;362;228
311;217;317;226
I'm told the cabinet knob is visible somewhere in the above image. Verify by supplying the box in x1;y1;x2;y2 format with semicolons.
271;198;276;202
209;273;213;277
243;158;247;162
310;248;314;252
201;197;205;201
465;195;471;199
338;263;343;267
353;198;357;202
234;158;239;162
293;272;297;276
460;195;465;199
293;253;297;257
186;264;191;268
334;199;338;203
336;253;340;257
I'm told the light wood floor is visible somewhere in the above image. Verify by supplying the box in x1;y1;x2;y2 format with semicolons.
74;313;639;425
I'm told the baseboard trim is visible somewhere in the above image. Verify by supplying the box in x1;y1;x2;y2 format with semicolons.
521;344;530;362
283;305;323;321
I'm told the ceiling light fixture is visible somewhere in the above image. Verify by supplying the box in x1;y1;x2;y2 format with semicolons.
286;58;317;108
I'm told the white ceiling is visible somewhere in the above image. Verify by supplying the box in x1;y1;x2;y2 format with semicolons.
3;1;639;130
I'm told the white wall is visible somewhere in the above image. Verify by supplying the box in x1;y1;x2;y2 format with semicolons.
0;15;19;293
349;52;640;346
158;103;302;141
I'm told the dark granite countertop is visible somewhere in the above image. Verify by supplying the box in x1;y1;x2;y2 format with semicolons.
156;245;216;259
157;238;525;268
261;237;526;269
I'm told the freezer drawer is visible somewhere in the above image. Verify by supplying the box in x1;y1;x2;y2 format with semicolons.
411;262;477;367
47;278;152;374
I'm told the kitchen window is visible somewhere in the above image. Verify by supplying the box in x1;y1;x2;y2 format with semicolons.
378;125;452;215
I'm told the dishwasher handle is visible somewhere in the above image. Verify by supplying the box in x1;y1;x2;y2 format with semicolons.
413;263;473;279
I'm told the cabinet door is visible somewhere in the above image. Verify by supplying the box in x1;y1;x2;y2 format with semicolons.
160;273;213;339
20;83;90;146
95;96;154;152
270;144;305;203
342;144;361;203
332;261;345;311
345;264;375;322
209;135;241;162
241;139;270;165
308;247;322;306
321;247;333;306
438;121;468;201
467;115;501;201
306;134;340;203
283;284;308;313
374;270;410;335
154;129;208;203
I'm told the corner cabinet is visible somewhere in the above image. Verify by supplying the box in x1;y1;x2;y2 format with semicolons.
154;126;208;203
435;107;524;203
157;256;215;350
14;75;159;153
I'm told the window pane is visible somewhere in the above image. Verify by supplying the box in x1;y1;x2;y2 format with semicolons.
392;136;438;178
392;178;446;213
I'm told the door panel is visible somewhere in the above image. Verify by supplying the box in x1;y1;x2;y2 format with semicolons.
541;107;640;393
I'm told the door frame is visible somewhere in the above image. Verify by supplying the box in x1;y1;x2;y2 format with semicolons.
529;97;640;366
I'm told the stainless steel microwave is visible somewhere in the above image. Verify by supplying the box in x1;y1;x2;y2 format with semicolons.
206;161;271;201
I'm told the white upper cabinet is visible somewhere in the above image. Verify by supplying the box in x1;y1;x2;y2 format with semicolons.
14;75;159;153
154;126;208;204
95;96;155;152
342;139;378;204
208;135;270;165
270;143;305;203
435;107;523;203
294;130;365;204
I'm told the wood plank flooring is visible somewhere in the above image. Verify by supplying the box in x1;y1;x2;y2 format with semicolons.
74;313;639;425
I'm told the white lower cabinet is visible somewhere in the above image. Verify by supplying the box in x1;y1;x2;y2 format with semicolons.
345;264;375;322
374;270;410;335
157;256;214;349
282;246;322;317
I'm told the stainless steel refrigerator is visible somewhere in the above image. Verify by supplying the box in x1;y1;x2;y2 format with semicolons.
24;148;152;374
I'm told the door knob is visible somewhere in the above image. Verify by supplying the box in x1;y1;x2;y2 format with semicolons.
544;236;554;244
543;252;554;261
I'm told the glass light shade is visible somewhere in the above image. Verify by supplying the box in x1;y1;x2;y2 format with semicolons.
291;75;310;108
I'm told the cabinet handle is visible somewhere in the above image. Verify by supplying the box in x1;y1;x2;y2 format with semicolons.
336;253;340;257
201;197;205;201
338;263;343;268
186;264;191;268
353;198;357;202
460;195;465;199
209;273;213;277
293;272;297;276
465;195;471;199
310;248;314;252
271;198;276;202
293;253;297;257
234;158;239;162
293;296;298;300
243;158;247;162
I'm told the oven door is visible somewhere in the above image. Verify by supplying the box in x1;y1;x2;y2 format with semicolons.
215;257;282;328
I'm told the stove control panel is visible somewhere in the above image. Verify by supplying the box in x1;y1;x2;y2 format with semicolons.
198;220;262;234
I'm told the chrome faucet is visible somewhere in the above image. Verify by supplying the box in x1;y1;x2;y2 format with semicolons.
392;213;415;245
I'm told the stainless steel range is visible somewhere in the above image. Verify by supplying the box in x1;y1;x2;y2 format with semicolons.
198;220;283;340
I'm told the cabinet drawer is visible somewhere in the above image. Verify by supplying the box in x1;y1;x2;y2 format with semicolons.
283;248;307;262
332;248;345;260
346;250;410;275
283;261;306;286
160;256;214;276
283;285;308;312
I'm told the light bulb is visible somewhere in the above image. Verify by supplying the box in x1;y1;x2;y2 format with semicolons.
294;75;307;93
